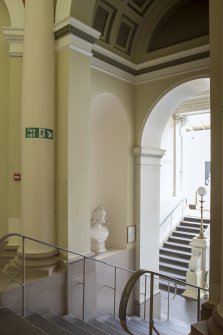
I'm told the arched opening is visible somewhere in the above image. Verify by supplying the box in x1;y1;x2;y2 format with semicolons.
137;78;210;275
90;93;129;250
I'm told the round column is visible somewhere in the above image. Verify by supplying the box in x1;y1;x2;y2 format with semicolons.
20;0;56;265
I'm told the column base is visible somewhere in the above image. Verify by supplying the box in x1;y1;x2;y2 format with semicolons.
3;248;59;277
201;301;215;320
190;320;208;334
0;242;18;267
15;248;58;267
207;306;223;335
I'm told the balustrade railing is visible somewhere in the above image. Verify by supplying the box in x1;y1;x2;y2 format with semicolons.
160;198;187;228
0;233;209;335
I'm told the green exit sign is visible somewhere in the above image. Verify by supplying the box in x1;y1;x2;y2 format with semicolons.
25;128;53;140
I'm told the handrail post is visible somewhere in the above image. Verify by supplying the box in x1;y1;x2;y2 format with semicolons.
22;236;25;317
82;257;86;321
113;267;117;318
149;273;154;335
197;287;201;321
144;275;147;320
167;281;170;320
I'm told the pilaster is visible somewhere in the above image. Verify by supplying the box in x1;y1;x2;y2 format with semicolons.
55;16;100;255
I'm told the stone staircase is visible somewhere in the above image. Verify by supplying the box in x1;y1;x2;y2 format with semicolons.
0;307;190;335
159;216;210;294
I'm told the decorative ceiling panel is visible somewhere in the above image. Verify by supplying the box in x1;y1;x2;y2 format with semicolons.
93;0;117;43
115;15;138;55
91;0;209;62
127;0;156;16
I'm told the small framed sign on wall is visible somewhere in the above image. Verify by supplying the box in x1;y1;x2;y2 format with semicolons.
127;225;136;243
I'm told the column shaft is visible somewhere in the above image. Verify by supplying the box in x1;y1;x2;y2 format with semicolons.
206;0;223;333
21;0;55;256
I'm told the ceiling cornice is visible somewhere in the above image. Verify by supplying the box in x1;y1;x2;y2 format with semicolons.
92;43;210;84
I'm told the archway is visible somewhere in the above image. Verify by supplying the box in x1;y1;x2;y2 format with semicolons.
136;78;210;275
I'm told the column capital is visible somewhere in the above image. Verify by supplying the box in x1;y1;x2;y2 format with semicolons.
133;146;165;165
54;16;101;56
2;27;24;57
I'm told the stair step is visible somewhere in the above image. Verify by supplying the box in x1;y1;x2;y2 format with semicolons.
184;217;210;224
159;281;185;294
26;314;72;335
104;320;131;334
168;236;192;245
127;319;150;333
163;241;192;252
180;221;208;229
106;317;147;335
0;308;48;335
159;269;186;294
131;318;189;335
159;255;189;268
75;319;110;335
89;319;125;335
50;315;93;335
159;262;188;276
159;270;186;283
160;247;191;260
176;226;201;234
172;230;197;239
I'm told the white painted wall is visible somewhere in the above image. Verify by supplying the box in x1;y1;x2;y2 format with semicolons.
160;116;174;201
159;116;183;244
183;129;210;210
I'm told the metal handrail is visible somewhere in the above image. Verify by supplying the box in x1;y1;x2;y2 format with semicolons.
160;197;187;227
119;269;209;335
0;233;134;318
0;233;209;333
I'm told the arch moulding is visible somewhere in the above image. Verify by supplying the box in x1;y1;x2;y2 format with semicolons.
4;0;24;27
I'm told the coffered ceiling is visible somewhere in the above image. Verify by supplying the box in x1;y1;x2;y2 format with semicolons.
91;0;209;63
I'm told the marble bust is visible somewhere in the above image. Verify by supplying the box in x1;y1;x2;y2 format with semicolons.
90;206;109;254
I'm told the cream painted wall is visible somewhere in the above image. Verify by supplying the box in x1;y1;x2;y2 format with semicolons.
0;1;10;237
56;47;93;253
70;0;96;25
91;93;129;249
91;69;134;250
67;49;92;253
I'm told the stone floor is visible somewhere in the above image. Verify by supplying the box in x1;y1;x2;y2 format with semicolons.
159;289;208;334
